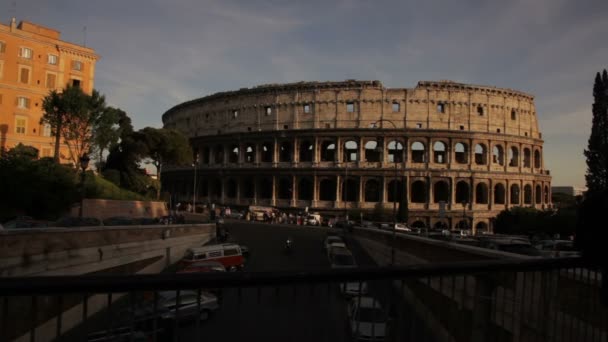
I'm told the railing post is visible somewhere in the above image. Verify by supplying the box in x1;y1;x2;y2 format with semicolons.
471;275;493;342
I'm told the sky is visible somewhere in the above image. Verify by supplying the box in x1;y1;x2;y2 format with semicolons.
2;0;607;187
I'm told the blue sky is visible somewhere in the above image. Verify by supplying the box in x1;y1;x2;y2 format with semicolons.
3;0;607;187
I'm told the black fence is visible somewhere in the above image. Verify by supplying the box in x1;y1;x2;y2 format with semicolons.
0;257;606;342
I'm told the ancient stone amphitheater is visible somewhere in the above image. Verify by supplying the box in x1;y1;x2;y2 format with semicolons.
162;80;552;232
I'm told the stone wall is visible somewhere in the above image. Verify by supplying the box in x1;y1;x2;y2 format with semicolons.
70;198;169;219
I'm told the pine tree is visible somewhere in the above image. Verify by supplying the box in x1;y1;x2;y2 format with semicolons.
584;70;608;195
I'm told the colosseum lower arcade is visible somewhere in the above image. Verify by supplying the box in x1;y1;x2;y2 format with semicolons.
162;80;552;233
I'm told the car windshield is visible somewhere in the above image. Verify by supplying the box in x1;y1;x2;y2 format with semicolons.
333;254;355;265
356;307;387;322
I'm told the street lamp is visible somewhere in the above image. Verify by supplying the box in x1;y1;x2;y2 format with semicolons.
78;153;90;218
371;119;399;266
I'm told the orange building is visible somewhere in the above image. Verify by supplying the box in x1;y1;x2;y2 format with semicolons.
0;18;98;162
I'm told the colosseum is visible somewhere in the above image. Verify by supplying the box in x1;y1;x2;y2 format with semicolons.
162;80;552;233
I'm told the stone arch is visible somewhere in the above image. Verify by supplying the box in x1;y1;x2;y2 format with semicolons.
494;183;506;204
475;183;489;204
524;184;532;204
277;178;292;199
279;141;293;162
433;141;447;164
455;142;468;164
455;181;470;204
411;141;426;163
387;179;403;203
321;141;336;162
544;185;550;204
212;179;222;198
319;178;336;201
535;184;542;204
411;180;427;203
433;180;450;203
261;142;273;163
242;178;254;199
509;146;519;167
493;145;504;165
226;179;237;198
434;221;448;230
510;184;520;204
299;140;314;162
364;178;381;202
412;220;426;228
245;143;256;163
475;144;487;165
534;150;541;169
298;177;313;200
259;178;273;199
214;144;224;164
388;140;404;163
364;140;381;162
342;178;359;202
456;220;469;230
229;144;239;163
343;140;359;162
475;221;488;233
523;148;531;168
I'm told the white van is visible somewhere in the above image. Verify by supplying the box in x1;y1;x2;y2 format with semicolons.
182;243;245;271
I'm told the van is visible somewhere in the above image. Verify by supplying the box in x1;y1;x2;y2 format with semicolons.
182;243;245;271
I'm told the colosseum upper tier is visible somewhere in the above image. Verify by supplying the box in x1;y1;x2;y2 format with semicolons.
162;80;551;232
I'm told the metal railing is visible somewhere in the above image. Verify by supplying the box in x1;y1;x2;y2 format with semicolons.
0;257;605;342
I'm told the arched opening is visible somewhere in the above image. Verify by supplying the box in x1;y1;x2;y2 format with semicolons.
242;179;254;199
261;142;273;163
524;184;532;204
388;140;403;163
214;145;224;164
494;183;506;204
544;186;549;204
319;178;336;201
226;179;237;198
411;142;426;163
343;140;358;162
433;141;447;164
510;184;520;204
523;148;531;168
412;220;426;228
321;141;336;162
475;222;488;233
475;183;488;204
535;185;542;204
229;145;239;163
342;178;359;202
534;150;541;168
259;178;273;199
455;142;468;164
212;179;222;198
411;180;427;203
509;147;519;167
455;181;470;204
456;220;469;230
493;145;504;165
245;144;255;163
433;180;450;203
277;178;292;199
299;140;314;162
434;221;448;230
387;179;403;203
475;144;487;165
279;142;292;162
202;147;210;164
364;140;381;162
364;179;381;202
298;178;313;200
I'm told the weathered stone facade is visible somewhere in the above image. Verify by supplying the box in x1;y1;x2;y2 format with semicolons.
162;80;552;232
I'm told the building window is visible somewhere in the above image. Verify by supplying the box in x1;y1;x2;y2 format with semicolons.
392;102;400;112
48;54;58;65
71;79;81;87
437;103;445;113
19;47;33;59
17;96;30;109
477;106;484;116
42;124;52;137
0;41;5;53
46;73;56;88
15;117;27;134
233;110;238;118
303;104;311;113
19;67;30;84
511;110;516;120
346;102;355;113
460;125;464;130
416;123;423;129
72;60;83;71
265;106;272;116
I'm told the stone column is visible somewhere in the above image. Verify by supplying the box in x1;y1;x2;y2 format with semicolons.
252;176;258;205
312;174;318;207
358;176;364;206
313;136;319;166
427;176;433;209
335;174;342;208
382;176;388;204
291;175;297;207
271;175;276;207
273;137;279;167
293;137;299;164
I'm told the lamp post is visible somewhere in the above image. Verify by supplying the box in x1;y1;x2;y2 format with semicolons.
371;119;399;266
78;153;90;218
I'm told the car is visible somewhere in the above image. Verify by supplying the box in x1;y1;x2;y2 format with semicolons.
2;216;49;229
305;213;322;226
340;281;369;297
534;240;580;257
347;296;387;341
130;290;219;324
131;217;158;225
103;216;133;226
54;216;102;227
329;247;356;269
324;236;346;251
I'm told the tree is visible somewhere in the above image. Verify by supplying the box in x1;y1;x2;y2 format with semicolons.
41;85;106;165
134;127;192;199
91;107;124;167
7;143;39;160
584;70;608;195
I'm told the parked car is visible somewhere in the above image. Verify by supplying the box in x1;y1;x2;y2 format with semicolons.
347;296;388;341
132;217;158;225
54;216;102;227
129;290;219;325
329;247;356;269
103;216;133;226
2;216;49;229
324;236;346;252
340;281;369;297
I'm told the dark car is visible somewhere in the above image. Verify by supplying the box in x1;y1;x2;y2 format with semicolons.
54;216;102;227
2;216;49;229
132;217;158;225
103;216;133;226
